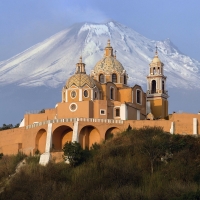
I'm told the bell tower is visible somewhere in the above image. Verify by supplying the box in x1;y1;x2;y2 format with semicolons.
146;48;169;119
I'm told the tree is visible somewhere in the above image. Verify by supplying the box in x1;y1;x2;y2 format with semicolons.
62;141;85;167
0;153;3;159
136;126;170;174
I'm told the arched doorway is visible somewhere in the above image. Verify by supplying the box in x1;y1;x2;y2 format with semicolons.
151;80;156;93
79;126;100;149
35;129;47;154
52;126;73;151
105;127;121;140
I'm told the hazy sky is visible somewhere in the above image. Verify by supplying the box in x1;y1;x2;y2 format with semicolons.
0;0;200;61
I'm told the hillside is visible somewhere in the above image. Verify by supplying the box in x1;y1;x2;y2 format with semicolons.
1;127;200;200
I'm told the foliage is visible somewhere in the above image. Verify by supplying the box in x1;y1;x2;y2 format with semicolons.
38;109;45;113
0;152;26;180
0;153;3;160
62;141;88;167
1;127;200;200
0;123;20;131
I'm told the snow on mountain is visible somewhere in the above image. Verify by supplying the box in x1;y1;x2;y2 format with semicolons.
0;21;200;89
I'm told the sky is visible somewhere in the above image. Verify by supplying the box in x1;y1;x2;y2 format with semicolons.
0;0;200;61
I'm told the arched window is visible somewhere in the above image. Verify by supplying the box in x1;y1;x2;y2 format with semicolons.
110;87;114;100
112;73;117;83
136;90;141;104
151;80;156;93
99;74;104;83
158;67;160;74
124;75;127;85
153;68;156;75
162;81;165;93
94;91;97;99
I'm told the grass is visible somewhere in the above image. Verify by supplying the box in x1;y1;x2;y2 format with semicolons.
1;127;200;200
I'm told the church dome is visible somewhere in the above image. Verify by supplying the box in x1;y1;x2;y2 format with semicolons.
94;56;124;74
152;55;161;64
93;40;125;74
66;73;96;88
150;47;163;66
65;56;96;88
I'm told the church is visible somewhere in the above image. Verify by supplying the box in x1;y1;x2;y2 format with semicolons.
0;40;199;165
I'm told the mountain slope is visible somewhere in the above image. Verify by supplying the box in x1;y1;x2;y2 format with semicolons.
0;21;200;89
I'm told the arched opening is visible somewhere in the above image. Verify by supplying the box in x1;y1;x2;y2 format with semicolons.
105;127;121;140
151;80;156;93
153;67;156;75
124;75;127;84
162;80;165;93
112;73;117;83
94;91;97;99
99;74;104;83
158;67;160;74
52;126;73;151
110;87;114;100
136;90;141;104
35;129;47;154
79;126;100;149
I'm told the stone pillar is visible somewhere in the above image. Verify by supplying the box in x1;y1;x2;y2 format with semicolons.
137;110;140;120
79;89;82;101
146;101;151;114
72;119;79;142
170;122;175;134
39;123;52;165
193;118;198;135
65;90;68;102
120;104;127;120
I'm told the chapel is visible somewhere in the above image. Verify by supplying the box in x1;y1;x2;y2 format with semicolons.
4;40;195;166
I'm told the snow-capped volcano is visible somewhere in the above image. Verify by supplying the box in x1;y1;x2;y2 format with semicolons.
0;21;200;89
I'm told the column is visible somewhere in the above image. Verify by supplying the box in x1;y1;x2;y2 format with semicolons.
193;118;198;135
39;123;52;165
72;119;79;142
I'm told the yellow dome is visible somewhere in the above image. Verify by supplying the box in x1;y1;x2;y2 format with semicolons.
93;40;125;74
66;73;96;88
93;56;124;74
152;55;161;64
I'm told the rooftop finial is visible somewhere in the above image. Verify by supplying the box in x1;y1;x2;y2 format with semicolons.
79;56;82;63
107;39;111;47
114;50;117;58
155;46;158;55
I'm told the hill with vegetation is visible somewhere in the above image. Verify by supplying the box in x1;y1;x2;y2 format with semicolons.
1;127;200;200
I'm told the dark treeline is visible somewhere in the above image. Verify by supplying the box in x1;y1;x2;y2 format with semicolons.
1;127;200;200
0;123;19;131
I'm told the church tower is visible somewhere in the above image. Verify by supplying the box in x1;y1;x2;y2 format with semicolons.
146;48;169;119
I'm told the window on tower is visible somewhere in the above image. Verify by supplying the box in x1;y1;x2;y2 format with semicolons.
153;67;156;75
151;80;156;93
162;80;165;93
112;73;117;83
124;75;127;84
136;90;142;104
110;87;114;100
99;74;104;83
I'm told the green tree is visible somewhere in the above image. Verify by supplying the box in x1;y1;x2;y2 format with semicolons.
62;141;85;167
136;126;170;174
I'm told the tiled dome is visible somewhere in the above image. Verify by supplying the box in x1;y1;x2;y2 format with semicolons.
66;73;96;88
93;56;124;74
93;40;124;74
66;56;96;88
